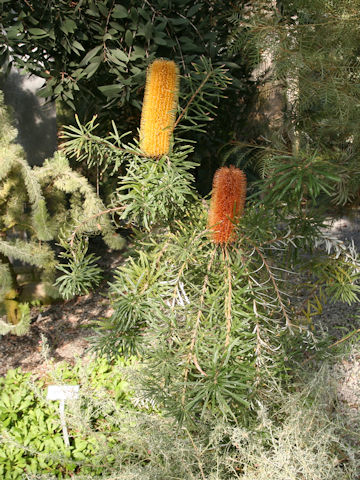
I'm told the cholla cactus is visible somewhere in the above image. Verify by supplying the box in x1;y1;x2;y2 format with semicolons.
208;166;247;244
140;59;179;157
0;93;124;334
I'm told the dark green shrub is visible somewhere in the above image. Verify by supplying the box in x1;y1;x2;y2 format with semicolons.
0;0;248;130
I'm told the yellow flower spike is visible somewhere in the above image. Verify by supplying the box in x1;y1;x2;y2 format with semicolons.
140;59;179;157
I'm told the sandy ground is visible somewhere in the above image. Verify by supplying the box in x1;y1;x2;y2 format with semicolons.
0;291;113;377
0;239;122;377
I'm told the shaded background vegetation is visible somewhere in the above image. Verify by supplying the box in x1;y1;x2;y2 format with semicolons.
0;0;257;194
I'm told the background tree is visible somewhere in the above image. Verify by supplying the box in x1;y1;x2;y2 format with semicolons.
0;1;247;126
227;0;360;206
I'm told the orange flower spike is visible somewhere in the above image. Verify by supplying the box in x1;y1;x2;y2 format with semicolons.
208;166;247;244
140;59;179;157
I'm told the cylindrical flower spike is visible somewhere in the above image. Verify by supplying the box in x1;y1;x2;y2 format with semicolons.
208;166;247;244
140;59;179;157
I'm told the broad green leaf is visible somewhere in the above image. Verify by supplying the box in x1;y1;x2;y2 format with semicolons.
125;30;133;47
65;98;76;110
6;24;23;39
60;18;77;34
97;2;109;16
154;35;169;46
111;48;129;63
130;45;145;60
72;40;85;52
112;5;128;18
187;4;202;16
36;83;54;98
144;21;153;41
86;6;100;17
84;58;102;78
130;7;138;22
109;21;125;31
169;17;189;26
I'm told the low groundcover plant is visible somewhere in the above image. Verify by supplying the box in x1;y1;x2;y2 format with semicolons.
1;344;358;479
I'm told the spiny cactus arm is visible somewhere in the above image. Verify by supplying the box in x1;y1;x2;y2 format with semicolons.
0;177;17;203
3;296;18;325
0;238;56;273
0;240;55;331
0;92;17;143
0;315;17;334
0;175;28;230
0;92;54;241
140;59;179;157
0;145;23;181
0;307;31;335
35;153;125;250
0;111;26;180
11;157;54;241
68;206;125;250
68;175;125;250
0;260;13;302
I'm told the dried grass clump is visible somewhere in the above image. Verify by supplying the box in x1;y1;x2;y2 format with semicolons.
216;350;360;480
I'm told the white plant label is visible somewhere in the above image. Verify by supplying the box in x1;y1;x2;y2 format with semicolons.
47;385;80;447
47;385;79;401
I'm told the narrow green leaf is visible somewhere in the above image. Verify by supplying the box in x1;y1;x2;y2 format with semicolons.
187;4;202;16
98;84;124;96
125;30;133;47
80;45;103;65
28;28;48;36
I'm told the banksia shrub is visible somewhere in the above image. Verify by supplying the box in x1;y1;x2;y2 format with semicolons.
140;59;179;157
208;166;247;244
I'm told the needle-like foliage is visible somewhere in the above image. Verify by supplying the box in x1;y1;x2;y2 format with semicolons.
227;0;360;206
58;57;360;424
